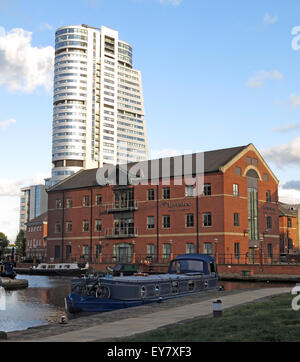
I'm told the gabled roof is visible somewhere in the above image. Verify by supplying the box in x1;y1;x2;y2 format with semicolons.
279;202;299;217
48;144;267;192
26;212;48;225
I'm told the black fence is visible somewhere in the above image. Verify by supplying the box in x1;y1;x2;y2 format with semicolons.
49;252;300;266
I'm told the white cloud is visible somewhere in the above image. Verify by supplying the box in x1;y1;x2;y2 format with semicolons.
150;148;182;159
271;123;300;133
0;27;54;93
0;118;16;131
0;196;20;242
263;13;278;25
0;172;49;242
0;172;49;197
262;137;300;167
290;93;300;107
246;70;283;89
39;23;53;31
159;0;183;5
279;185;300;204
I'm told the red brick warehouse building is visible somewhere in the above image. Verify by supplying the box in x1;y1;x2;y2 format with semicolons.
25;212;48;261
46;143;280;267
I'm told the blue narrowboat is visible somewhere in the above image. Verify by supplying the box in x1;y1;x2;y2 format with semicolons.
0;261;17;279
65;254;218;314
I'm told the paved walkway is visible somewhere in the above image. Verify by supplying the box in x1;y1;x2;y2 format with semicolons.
21;287;290;342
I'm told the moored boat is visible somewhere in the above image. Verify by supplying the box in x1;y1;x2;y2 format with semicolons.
15;262;88;276
65;254;218;314
0;261;17;279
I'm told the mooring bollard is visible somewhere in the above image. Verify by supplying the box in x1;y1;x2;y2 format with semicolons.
213;299;222;318
60;315;67;324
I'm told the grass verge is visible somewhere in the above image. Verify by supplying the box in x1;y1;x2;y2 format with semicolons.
119;293;300;342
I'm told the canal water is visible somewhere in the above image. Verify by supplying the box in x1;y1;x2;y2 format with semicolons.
0;275;294;333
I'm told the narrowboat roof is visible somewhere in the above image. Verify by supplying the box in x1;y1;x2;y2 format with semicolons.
173;254;216;263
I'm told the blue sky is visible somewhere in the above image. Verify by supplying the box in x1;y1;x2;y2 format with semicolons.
1;0;300;241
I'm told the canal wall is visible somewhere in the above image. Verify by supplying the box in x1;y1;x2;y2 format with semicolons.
218;264;300;282
0;278;28;290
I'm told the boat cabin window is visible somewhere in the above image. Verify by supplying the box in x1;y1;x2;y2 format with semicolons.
172;281;179;294
64;265;70;269
41;265;46;269
188;280;195;291
140;286;146;298
155;284;160;296
48;265;55;269
209;262;216;274
170;259;204;273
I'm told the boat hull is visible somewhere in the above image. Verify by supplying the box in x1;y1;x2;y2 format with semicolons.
15;268;86;277
66;283;218;314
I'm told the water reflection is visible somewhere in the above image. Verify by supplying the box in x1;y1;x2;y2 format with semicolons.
0;276;294;333
0;275;72;333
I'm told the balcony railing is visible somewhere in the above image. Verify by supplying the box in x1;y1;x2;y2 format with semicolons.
105;227;138;239
106;200;138;213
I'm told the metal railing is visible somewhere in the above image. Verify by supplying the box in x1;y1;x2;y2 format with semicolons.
105;200;138;212
46;253;300;266
104;227;138;239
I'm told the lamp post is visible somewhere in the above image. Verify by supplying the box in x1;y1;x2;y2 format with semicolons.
0;238;3;261
214;238;218;264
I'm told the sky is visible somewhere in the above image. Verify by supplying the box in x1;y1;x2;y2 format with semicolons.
1;0;300;242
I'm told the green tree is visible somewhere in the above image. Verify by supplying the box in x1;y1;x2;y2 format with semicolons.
0;232;9;260
15;230;26;256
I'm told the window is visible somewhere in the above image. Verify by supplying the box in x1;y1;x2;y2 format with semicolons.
203;183;211;196
234;243;240;259
267;244;273;259
147;244;155;258
83;195;89;207
185;185;194;197
233;184;239;196
66;245;72;259
267;216;272;230
83;220;89;232
95;219;102;232
186;243;195;254
55;245;61;259
82;245;89;257
203;212;212;227
235;167;241;176
163;187;170;200
234;213;240;227
163;215;170;228
288;218;292;228
147;216;155;229
266;190;271;202
96;195;102;205
55;222;61;233
253;158;258;166
66;222;72;232
56;200;62;209
246;157;251;165
186;213;194;227
263;174;269;182
203;243;212;255
163;243;171;259
148;189;155;201
95;245;102;258
66;199;72;208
